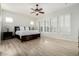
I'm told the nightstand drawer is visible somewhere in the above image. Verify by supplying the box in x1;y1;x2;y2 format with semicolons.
3;32;13;40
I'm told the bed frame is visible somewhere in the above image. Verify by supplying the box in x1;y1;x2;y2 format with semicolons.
14;26;40;42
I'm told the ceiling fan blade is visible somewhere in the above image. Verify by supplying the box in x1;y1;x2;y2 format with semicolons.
39;12;44;14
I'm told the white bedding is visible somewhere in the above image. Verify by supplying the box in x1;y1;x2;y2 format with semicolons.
15;30;40;39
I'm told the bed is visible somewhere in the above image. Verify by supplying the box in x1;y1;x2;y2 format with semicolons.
14;26;40;42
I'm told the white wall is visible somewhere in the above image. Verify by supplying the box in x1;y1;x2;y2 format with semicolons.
2;10;36;32
0;4;1;43
36;4;79;42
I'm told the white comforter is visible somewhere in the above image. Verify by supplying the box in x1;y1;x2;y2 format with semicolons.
15;30;40;39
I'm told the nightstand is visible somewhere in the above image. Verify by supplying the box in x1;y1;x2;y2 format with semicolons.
3;32;13;40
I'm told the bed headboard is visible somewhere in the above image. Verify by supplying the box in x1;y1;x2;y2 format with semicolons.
14;26;31;33
15;26;20;32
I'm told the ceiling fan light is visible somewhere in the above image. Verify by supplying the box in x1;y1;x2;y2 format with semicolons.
36;4;39;6
36;12;39;14
36;13;39;16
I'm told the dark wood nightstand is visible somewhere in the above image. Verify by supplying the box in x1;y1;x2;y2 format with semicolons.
3;32;13;40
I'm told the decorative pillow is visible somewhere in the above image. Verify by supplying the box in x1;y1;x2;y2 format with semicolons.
20;26;24;31
25;26;29;31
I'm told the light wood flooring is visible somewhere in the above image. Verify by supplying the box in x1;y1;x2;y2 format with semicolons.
0;37;78;56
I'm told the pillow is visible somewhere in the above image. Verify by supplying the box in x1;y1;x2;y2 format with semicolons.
25;27;29;31
20;26;24;31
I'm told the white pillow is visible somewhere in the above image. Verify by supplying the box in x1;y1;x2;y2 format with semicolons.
25;27;29;31
20;26;24;31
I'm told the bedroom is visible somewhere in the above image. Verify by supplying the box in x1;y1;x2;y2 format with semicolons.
0;3;79;56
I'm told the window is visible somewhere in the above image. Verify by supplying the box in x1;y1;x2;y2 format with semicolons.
64;14;71;33
58;14;71;34
5;17;13;23
51;17;57;32
46;18;50;32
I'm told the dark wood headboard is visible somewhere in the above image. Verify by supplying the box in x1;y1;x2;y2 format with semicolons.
14;26;31;33
15;26;20;32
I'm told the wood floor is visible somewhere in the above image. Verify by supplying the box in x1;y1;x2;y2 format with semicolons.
0;37;78;56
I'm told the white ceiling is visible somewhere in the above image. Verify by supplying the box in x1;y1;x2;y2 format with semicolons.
1;3;76;18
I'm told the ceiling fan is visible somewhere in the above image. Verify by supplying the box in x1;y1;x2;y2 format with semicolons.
31;4;45;16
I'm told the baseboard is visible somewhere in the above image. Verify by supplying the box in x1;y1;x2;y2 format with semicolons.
41;35;78;43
